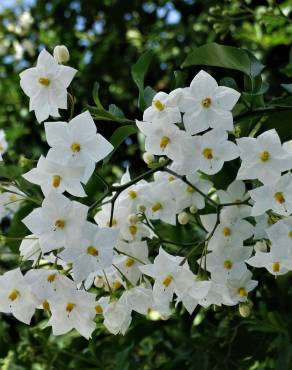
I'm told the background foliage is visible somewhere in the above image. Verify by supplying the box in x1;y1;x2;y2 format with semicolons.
1;0;292;369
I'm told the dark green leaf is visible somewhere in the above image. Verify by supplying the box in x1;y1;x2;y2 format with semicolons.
92;82;104;109
108;104;125;118
103;125;138;164
182;43;264;77
144;86;156;108
131;51;154;111
281;83;292;93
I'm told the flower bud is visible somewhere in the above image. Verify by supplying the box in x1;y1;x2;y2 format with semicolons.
53;45;70;64
142;152;154;165
189;206;198;214
158;157;166;164
239;302;252;318
178;212;189;225
94;276;104;288
137;204;146;213
254;241;267;253
127;214;139;225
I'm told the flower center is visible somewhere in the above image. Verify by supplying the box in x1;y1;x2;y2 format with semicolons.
168;176;176;182
71;142;81;153
272;262;280;272
8;289;20;301
259;151;270;162
289;230;292;239
201;97;212;108
128;190;137;199
42;300;50;311
152;202;162;212
38;77;50;86
160;136;170;149
66;303;75;313
125;257;135;267
106;218;117;227
238;287;247;297
223;227;232;236
153;99;165;111
163;275;173;287
9;194;18;202
95;304;103;314
52;175;61;188
202;147;213;160
274;192;285;204
129;225;137;236
112;280;122;290
87;246;99;256
187;185;195;193
55;219;66;229
223;260;233;270
47;273;56;283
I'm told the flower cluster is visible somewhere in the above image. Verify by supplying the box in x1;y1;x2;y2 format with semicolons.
1;46;292;339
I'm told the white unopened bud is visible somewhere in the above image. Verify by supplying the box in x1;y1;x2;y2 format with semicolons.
178;212;189;225
142;152;154;165
239;302;252;318
189;206;198;214
158;157;166;164
254;241;268;253
127;214;139;225
53;45;70;64
94;276;104;288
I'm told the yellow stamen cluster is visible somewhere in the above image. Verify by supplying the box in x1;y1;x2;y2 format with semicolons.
52;175;61;188
55;219;66;229
152;202;162;212
163;275;173;287
71;142;81;153
202;147;213;160
38;77;50;86
125;257;135;268
9;194;18;202
160;136;170;149
42;300;50;311
272;262;280;273
8;289;20;301
153;99;165;111
112;280;122;290
289;230;292;239
187;185;195;193
129;225;137;236
87;246;99;256
201;97;212;108
95;304;103;314
66;303;75;313
223;227;232;237
223;260;233;270
238;287;247;297
259;150;270;162
274;192;285;204
47;274;56;283
168;176;176;182
128;190;137;199
107;218;117;227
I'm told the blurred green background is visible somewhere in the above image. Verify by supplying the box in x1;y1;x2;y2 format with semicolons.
1;0;292;369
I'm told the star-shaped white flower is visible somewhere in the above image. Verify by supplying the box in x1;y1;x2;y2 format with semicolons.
20;49;77;122
179;70;240;134
45;111;113;183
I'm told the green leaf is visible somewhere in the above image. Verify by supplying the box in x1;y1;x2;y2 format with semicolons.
182;43;265;77
103;125;138;164
281;83;292;93
219;77;239;90
131;51;154;111
171;70;187;89
88;106;134;125
144;86;156;108
108;104;125;118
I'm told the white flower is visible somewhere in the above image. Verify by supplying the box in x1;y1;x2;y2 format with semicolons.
19;234;41;265
20;49;77;122
59;222;119;283
115;240;150;285
249;173;292;216
139;248;190;304
175;129;239;175
237;129;292;184
217;180;251;218
179;70;240;134
0;185;26;214
23;155;86;197
0;268;36;324
247;249;292;276
143;90;181;124
102;297;132;335
47;288;96;339
136;118;186;161
22;191;88;253
45;111;113;183
226;270;258;304
204;246;252;282
0;129;8;160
